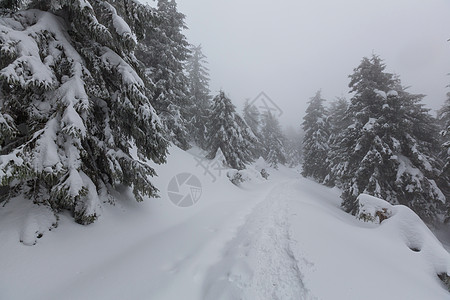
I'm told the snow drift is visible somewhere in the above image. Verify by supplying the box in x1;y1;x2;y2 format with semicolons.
356;193;450;290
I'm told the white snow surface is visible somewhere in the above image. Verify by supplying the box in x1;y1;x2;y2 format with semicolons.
387;90;399;97
363;117;376;131
356;194;450;275
374;89;387;99
0;146;449;299
103;1;137;44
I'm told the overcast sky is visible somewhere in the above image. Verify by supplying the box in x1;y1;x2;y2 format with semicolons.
146;0;450;128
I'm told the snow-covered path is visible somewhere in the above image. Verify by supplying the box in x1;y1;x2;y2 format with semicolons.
204;181;314;300
202;175;450;300
0;148;449;300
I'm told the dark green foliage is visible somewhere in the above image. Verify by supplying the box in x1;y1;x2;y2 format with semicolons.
332;55;446;222
206;91;255;170
302;90;329;181
0;0;26;11
185;44;212;149
243;100;260;138
260;111;286;168
437;93;450;222
0;0;167;224
324;97;350;186
242;100;265;159
135;0;191;150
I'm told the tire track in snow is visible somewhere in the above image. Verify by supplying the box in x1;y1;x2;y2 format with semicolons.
203;181;316;300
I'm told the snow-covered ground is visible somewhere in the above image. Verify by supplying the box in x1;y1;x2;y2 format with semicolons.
0;146;449;300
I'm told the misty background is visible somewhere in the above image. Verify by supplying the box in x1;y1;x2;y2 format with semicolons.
146;0;450;127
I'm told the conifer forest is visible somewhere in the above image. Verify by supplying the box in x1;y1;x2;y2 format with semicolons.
0;1;449;299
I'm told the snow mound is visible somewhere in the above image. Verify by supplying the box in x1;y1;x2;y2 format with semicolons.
1;197;58;246
252;157;270;179
253;156;269;171
356;193;450;288
387;90;399;97
227;168;265;186
357;194;393;223
21;205;57;246
226;158;276;186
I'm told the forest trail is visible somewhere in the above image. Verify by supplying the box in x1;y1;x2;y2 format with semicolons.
203;180;316;300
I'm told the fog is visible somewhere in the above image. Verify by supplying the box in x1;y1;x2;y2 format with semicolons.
150;0;450;127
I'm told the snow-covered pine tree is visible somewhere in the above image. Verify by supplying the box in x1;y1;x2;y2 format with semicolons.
391;89;445;222
437;92;450;221
236;109;261;160
438;97;450;169
440;96;450;157
328;97;350;139
185;44;211;149
243;99;260;137
242;99;264;158
260;111;286;168
0;0;167;224
324;97;350;186
206;91;254;170
337;56;400;212
135;0;191;150
301;90;329;182
339;55;446;222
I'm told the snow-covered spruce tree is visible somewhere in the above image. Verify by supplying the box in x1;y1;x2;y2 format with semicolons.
438;97;450;171
339;55;446;222
260;111;286;168
392;89;445;222
301;91;330;182
135;0;191;150
327;97;350;140
236;109;261;160
0;0;167;224
437;93;450;221
323;97;350;186
206;91;255;170
243;99;260;137
185;44;211;149
242;99;265;158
